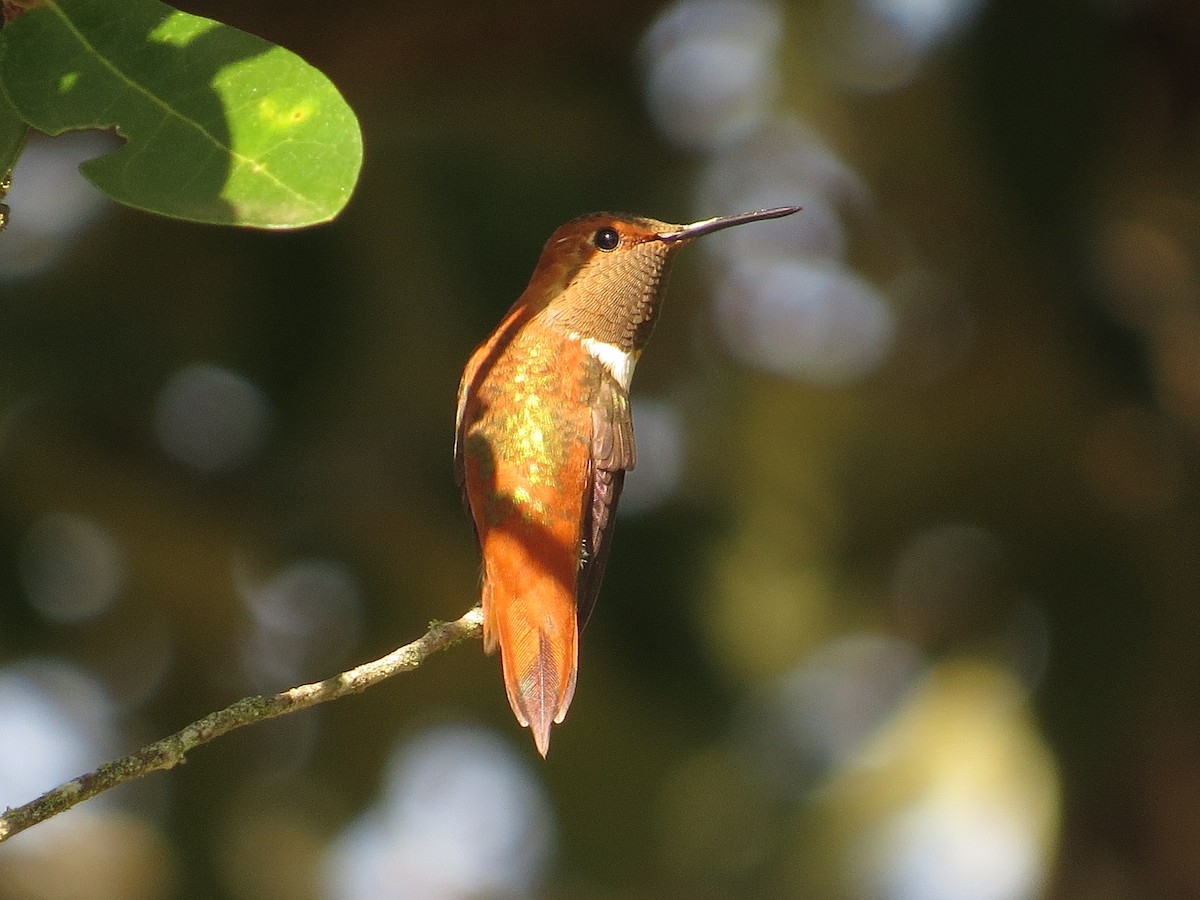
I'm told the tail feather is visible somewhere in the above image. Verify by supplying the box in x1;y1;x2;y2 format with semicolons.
485;592;578;757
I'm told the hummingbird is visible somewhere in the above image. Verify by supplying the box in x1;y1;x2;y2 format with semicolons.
454;206;800;755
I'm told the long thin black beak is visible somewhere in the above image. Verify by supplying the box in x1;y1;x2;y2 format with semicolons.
656;206;801;243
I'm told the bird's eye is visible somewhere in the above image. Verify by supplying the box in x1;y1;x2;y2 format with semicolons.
593;227;620;251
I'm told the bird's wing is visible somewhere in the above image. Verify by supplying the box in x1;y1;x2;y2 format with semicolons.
579;375;635;628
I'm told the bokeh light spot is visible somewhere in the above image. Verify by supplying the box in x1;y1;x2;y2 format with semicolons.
237;558;363;689
818;0;987;91
641;0;782;151
715;259;896;383
741;634;926;793
153;362;272;473
0;132;116;281
322;724;554;900
621;397;686;515
20;511;126;623
0;660;118;811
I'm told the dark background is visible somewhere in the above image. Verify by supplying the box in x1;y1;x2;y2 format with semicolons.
2;1;1199;897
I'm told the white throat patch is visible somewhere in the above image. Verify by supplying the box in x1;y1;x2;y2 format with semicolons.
579;337;637;391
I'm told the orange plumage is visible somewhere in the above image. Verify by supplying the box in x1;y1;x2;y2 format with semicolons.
458;316;594;755
454;207;800;755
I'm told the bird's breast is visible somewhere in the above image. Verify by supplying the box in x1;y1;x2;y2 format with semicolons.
462;320;599;539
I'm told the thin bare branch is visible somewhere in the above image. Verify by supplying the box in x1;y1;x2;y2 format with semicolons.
0;605;484;843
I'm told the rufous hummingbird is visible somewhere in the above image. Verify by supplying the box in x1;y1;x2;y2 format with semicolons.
455;206;800;755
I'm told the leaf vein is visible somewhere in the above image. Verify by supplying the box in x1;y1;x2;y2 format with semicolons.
46;1;316;210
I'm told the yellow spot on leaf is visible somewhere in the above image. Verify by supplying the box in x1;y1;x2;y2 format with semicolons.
259;98;314;128
58;71;79;93
148;14;219;47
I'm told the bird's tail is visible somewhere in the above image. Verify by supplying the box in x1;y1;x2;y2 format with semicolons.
484;578;578;757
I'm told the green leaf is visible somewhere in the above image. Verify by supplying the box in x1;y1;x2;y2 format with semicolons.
0;80;25;232
0;0;362;228
0;78;28;183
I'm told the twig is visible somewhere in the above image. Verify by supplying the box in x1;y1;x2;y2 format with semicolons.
0;605;484;843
